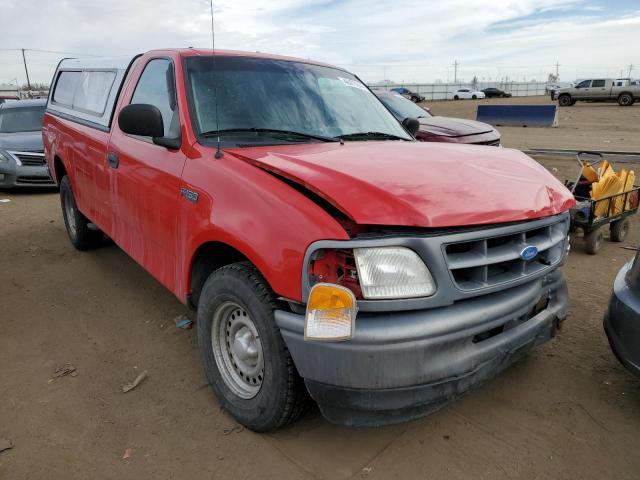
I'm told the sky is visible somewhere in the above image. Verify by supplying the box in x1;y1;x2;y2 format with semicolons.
0;0;638;86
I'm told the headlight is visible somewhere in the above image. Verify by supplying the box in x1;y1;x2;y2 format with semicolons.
0;150;10;163
353;247;436;299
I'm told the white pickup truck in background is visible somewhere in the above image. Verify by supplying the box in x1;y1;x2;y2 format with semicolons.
555;78;640;107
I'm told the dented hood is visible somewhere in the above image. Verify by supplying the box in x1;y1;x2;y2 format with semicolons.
227;141;575;228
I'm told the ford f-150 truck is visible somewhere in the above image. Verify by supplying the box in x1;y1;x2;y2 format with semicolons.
43;49;574;431
556;78;640;106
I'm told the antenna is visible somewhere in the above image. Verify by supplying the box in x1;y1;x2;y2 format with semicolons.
210;0;223;159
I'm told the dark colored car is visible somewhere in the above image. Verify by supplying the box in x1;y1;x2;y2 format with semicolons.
390;87;425;103
482;87;512;98
604;250;640;378
0;99;52;188
376;91;501;146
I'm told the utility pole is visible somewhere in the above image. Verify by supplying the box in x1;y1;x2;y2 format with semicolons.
453;60;458;83
628;64;634;78
554;61;561;77
21;49;32;92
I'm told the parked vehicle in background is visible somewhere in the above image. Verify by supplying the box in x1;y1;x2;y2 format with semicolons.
44;49;574;432
453;88;485;100
376;91;500;146
0;95;20;104
0;99;52;188
481;87;511;98
604;249;640;378
556;79;640;106
390;87;425;103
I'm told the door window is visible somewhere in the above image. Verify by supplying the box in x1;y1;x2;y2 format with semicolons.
130;59;179;138
591;79;606;87
576;80;591;88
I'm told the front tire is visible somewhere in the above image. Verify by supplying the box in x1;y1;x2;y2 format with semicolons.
453;95;459;100
558;94;573;107
197;262;307;432
610;219;630;242
472;94;477;99
59;175;102;250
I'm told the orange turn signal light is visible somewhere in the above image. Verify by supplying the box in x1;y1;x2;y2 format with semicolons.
304;283;357;341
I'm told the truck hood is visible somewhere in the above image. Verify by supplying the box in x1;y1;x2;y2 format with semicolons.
418;116;495;137
228;142;574;228
0;131;43;151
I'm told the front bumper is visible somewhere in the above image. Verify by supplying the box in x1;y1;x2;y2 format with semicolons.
276;270;568;426
0;159;54;188
604;264;640;378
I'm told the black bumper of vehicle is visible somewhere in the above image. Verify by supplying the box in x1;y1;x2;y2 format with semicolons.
604;264;640;378
275;270;568;426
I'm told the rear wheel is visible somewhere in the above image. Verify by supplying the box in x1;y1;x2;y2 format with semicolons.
453;95;459;100
59;175;103;250
472;94;477;99
558;95;573;107
197;262;308;431
610;219;630;242
585;228;604;254
618;94;634;106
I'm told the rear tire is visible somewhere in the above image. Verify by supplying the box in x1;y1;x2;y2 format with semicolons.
453;95;459;100
472;94;477;99
610;219;630;242
585;228;603;255
196;262;308;432
558;95;573;107
59;175;103;250
618;94;634;106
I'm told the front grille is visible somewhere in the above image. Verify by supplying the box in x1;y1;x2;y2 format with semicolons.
9;151;45;166
443;216;568;291
473;139;500;146
16;175;54;185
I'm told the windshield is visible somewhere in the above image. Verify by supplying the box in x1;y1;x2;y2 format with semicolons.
0;106;45;133
185;56;411;144
378;94;431;120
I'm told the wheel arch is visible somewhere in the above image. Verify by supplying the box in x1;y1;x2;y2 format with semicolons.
187;240;268;310
53;154;68;185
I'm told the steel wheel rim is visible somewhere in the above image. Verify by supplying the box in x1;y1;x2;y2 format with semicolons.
64;189;77;237
211;301;263;399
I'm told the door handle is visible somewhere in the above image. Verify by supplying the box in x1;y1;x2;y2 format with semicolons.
107;152;119;169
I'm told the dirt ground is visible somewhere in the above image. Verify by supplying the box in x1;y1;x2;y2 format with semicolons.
426;95;640;152
2;105;640;479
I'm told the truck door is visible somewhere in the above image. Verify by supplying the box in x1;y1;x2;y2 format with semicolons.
106;57;186;291
573;80;592;99
590;79;608;99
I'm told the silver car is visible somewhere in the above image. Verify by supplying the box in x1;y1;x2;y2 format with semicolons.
0;99;53;188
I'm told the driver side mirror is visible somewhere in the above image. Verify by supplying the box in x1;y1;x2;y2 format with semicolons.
402;117;420;137
118;103;181;149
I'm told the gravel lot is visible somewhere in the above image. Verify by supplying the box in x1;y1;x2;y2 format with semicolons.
427;95;640;152
1;98;640;479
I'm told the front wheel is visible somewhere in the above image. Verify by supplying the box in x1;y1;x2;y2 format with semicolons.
197;262;308;431
453;95;459;100
472;94;477;99
558;95;573;107
59;175;103;250
610;219;630;242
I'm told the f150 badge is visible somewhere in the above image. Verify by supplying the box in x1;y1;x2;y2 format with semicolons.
180;187;199;203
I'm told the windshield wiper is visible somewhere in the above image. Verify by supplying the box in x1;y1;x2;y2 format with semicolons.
337;131;409;141
200;128;338;143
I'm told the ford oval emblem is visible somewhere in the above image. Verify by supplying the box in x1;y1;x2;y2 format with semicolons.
520;245;539;261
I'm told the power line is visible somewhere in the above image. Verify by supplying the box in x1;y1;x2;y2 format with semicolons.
0;48;100;57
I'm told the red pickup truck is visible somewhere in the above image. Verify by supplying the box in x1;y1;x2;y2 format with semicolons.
43;49;574;431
